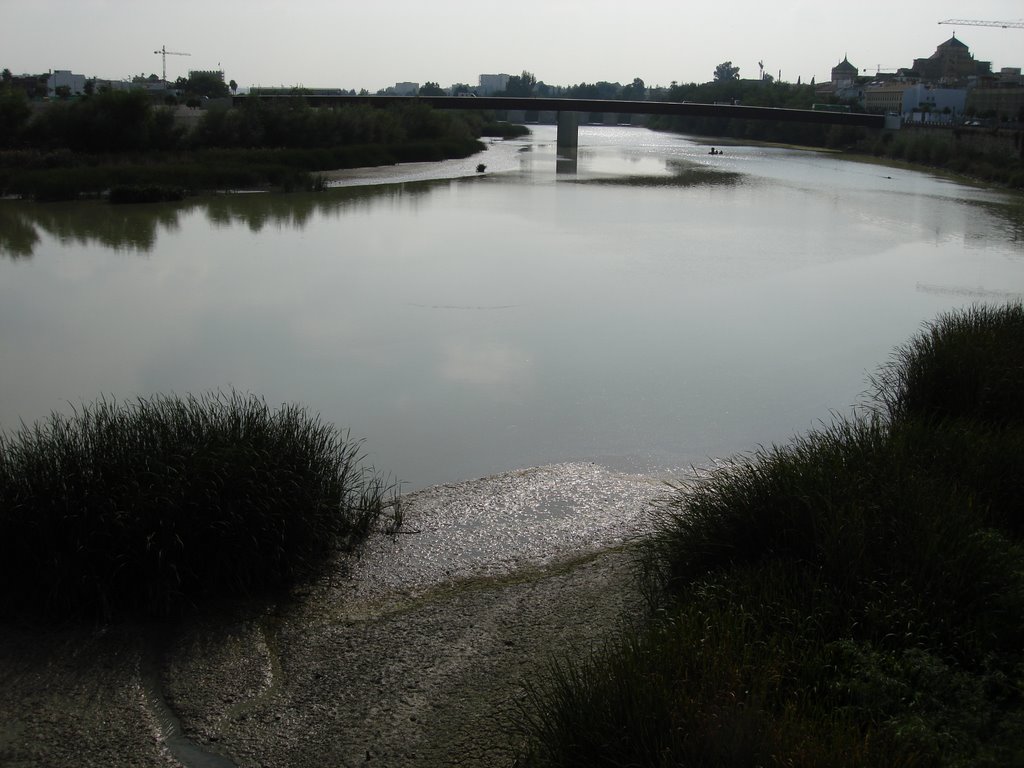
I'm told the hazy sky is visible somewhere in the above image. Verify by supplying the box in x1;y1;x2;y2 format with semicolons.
3;0;1022;91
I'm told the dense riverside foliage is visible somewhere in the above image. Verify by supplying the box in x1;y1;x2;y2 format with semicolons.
866;129;1024;190
646;79;1024;188
647;79;866;149
0;90;494;199
518;303;1024;767
0;392;399;622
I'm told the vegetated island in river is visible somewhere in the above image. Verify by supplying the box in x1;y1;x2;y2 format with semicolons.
0;89;528;202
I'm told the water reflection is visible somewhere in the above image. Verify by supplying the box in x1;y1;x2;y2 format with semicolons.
0;206;39;259
202;181;441;233
556;147;578;175
0;199;183;258
970;198;1024;247
3;126;1023;490
916;282;1024;300
0;181;446;258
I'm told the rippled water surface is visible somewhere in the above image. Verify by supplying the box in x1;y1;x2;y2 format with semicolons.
2;126;1023;489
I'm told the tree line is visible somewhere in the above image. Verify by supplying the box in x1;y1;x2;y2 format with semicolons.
0;79;502;198
0;85;488;153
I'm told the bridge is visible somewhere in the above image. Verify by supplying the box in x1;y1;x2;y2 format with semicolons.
233;94;892;149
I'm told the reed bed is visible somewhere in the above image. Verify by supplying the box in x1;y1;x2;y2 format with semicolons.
517;302;1024;767
108;185;186;204
0;392;399;621
872;301;1024;427
0;140;485;201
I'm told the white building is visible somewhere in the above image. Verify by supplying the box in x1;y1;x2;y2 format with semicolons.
862;81;967;123
392;82;419;96
47;69;86;97
902;84;966;123
477;73;510;95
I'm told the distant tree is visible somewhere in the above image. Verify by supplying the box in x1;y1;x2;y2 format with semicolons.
713;61;740;82
15;75;50;99
419;81;444;96
566;80;622;100
84;78;95;96
503;70;537;97
451;82;474;96
229;79;237;94
623;76;646;100
0;87;30;146
24;89;165;151
183;71;229;98
1;68;11;86
54;84;72;100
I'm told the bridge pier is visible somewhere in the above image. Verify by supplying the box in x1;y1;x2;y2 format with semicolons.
556;111;579;149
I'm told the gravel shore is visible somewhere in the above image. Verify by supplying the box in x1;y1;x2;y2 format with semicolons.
0;463;663;767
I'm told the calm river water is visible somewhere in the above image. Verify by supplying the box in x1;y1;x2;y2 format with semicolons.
2;126;1023;490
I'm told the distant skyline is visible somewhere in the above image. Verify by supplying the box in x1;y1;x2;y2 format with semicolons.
3;0;1022;91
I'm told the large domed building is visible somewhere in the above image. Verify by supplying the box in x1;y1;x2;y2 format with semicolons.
831;56;859;87
911;35;992;84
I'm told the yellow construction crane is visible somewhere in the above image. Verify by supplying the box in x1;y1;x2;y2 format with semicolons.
153;45;191;82
938;19;1024;29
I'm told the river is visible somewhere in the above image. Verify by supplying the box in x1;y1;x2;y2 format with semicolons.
2;125;1022;491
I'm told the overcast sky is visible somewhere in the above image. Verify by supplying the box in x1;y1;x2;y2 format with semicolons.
3;0;1022;91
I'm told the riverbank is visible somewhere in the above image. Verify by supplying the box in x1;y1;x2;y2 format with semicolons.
0;141;488;201
0;91;527;200
0;463;661;767
683;128;1024;193
2;130;1022;766
518;303;1024;767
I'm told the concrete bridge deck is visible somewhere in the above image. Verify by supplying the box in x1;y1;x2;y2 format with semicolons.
233;94;889;148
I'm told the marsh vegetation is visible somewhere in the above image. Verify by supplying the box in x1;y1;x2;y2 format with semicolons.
0;90;513;200
518;303;1024;767
0;392;399;621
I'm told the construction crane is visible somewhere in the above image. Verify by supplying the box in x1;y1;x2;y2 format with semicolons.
938;19;1024;29
153;45;191;82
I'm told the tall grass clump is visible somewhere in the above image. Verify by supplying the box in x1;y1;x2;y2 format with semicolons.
0;392;399;622
518;302;1024;767
873;302;1024;427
